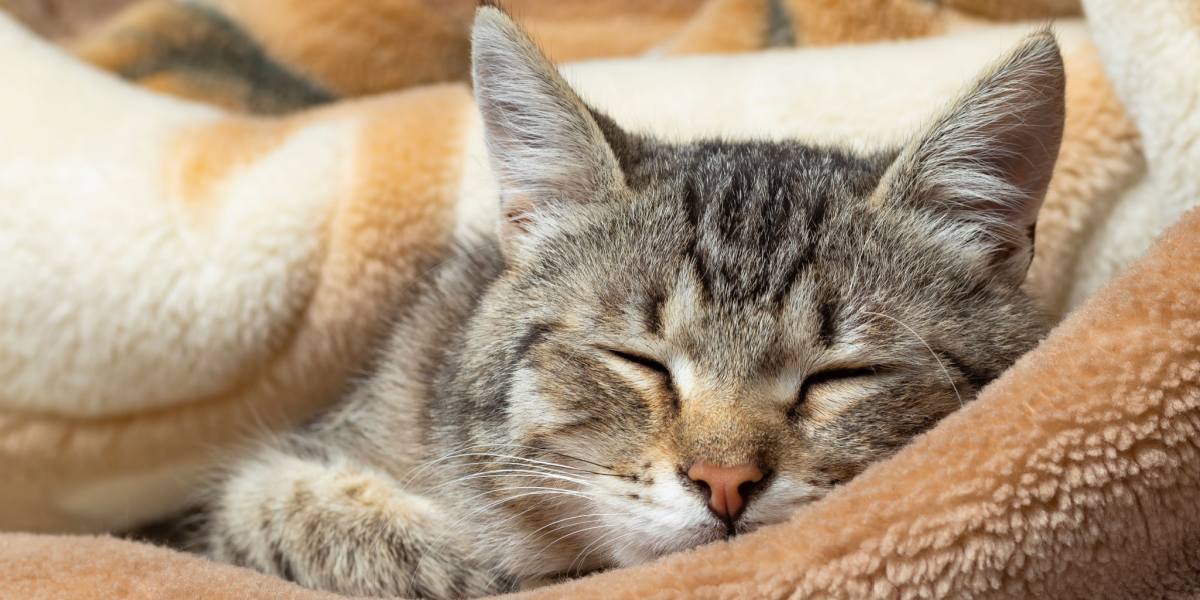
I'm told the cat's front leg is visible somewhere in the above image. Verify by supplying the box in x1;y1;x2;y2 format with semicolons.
205;446;507;599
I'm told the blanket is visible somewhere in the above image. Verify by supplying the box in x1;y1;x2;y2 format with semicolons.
50;0;1082;113
5;197;1197;599
3;0;1197;597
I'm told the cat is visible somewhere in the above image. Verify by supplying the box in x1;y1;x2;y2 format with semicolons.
202;6;1063;598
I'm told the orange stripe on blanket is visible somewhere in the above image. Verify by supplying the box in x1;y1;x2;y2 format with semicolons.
307;84;474;346
206;0;473;96
781;0;945;46
657;0;770;55
169;118;296;212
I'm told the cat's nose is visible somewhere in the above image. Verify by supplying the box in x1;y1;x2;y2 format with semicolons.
686;461;765;522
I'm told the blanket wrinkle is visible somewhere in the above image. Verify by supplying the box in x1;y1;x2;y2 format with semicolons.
4;200;1199;593
3;0;1199;597
55;0;1084;114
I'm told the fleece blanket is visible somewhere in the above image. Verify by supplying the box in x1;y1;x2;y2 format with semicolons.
0;10;1129;533
47;0;1083;113
4;197;1198;599
2;0;1196;596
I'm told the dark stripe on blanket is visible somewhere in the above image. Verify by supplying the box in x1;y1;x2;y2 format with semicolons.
115;3;334;114
766;0;796;47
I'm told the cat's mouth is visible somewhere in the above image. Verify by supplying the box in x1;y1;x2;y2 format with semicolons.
680;520;754;548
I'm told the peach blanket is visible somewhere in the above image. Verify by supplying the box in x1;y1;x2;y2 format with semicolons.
4;206;1197;597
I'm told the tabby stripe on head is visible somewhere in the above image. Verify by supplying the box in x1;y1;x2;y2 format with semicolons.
549;416;603;438
817;295;840;348
643;290;665;335
515;322;555;361
492;322;557;417
772;190;828;305
680;181;714;303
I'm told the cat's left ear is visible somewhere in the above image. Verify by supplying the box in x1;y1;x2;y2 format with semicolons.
879;30;1065;284
471;6;627;253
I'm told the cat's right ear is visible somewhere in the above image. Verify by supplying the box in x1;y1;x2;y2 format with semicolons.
471;6;626;254
877;30;1065;285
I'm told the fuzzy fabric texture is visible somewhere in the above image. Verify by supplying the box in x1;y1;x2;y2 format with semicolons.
2;0;1197;596
0;0;132;38
0;532;345;599
0;15;478;532
1;8;1129;535
2;192;1197;599
1065;0;1200;308
57;0;1083;113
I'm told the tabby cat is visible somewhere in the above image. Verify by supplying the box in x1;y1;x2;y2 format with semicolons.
203;7;1064;598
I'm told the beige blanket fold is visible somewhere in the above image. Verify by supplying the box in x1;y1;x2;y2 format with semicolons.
2;205;1196;598
52;0;1083;113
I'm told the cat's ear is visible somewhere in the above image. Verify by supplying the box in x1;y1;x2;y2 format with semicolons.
471;6;627;252
879;30;1065;284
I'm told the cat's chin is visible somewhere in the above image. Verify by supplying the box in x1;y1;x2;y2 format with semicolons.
608;514;799;567
607;525;728;567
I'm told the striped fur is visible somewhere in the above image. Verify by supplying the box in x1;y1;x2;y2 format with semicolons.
204;8;1064;597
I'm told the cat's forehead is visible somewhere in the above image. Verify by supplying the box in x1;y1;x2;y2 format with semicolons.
627;140;891;195
614;140;895;308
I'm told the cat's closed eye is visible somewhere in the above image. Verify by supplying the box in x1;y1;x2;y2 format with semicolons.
604;348;679;409
605;348;671;377
791;367;880;419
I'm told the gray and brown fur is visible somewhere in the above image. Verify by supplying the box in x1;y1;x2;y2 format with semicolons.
202;7;1064;598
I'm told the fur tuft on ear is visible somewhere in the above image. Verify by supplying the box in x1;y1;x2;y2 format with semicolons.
471;6;626;252
880;30;1066;283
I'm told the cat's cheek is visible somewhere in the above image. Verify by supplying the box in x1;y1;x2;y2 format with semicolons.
502;366;579;433
606;539;665;568
737;475;827;532
586;461;719;561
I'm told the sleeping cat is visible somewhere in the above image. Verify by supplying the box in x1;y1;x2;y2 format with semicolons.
203;6;1063;598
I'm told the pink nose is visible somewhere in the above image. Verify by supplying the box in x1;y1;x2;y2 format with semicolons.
686;462;765;521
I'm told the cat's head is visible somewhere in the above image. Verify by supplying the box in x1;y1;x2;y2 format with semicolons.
463;7;1062;569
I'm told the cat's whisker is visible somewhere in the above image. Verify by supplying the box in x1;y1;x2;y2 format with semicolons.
467;444;633;478
525;518;615;563
468;498;599;560
447;496;590;549
543;521;621;571
458;485;601;515
517;512;622;547
402;446;490;487
430;459;623;491
609;530;649;568
429;468;603;493
403;449;540;487
861;310;964;408
445;487;599;531
437;461;599;482
485;443;624;472
404;448;631;488
569;527;640;574
450;452;632;479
